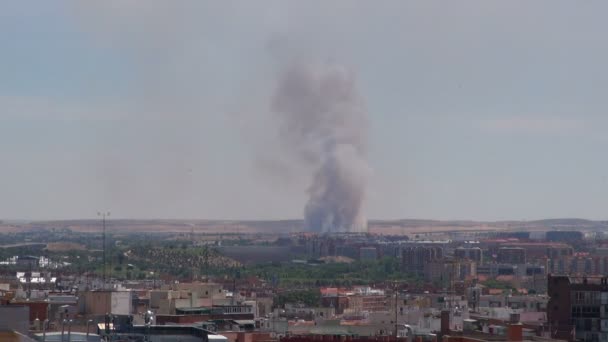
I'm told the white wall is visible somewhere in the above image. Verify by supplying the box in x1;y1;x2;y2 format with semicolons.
111;291;132;315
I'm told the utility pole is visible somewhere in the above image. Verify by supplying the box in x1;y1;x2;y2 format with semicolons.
204;247;209;282
98;212;110;288
232;276;236;306
394;281;399;337
191;225;195;282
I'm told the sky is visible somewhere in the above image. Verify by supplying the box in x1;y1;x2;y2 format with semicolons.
2;1;608;221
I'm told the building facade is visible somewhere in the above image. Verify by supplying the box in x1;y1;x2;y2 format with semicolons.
547;275;608;342
402;246;444;275
455;247;483;264
497;247;526;264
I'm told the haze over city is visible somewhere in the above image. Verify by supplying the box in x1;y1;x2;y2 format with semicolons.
7;2;608;342
3;1;608;222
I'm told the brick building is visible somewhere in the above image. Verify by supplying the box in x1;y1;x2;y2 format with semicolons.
547;275;608;341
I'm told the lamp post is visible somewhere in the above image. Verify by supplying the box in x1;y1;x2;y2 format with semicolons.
42;319;48;342
145;310;154;342
394;287;398;337
86;319;93;338
61;319;66;341
112;314;117;338
393;281;400;338
67;319;73;342
98;212;110;287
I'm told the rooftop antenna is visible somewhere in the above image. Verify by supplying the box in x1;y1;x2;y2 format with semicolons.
98;212;110;287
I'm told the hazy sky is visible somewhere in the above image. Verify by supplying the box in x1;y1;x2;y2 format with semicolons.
2;1;608;221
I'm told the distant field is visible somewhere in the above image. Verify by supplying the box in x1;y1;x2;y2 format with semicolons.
217;246;293;264
0;242;46;249
368;225;506;235
0;218;605;235
46;242;86;252
0;225;32;233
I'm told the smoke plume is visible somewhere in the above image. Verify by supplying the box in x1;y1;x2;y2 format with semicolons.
272;62;370;233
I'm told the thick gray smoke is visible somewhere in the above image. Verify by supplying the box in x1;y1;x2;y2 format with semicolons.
272;62;370;233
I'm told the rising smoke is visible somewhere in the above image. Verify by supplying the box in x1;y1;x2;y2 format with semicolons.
272;62;370;233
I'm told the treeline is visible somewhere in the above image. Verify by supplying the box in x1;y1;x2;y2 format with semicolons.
240;257;422;287
274;289;321;308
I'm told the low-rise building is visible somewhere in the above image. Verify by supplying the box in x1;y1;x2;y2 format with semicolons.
78;290;133;316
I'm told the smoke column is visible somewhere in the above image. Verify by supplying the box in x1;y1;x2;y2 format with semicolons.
272;61;370;233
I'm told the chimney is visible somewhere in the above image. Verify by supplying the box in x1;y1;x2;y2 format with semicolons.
507;313;523;342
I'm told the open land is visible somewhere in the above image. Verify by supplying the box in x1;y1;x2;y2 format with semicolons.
0;218;606;235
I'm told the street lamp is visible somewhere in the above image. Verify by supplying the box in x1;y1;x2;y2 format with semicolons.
86;319;93;338
61;319;66;341
393;281;400;338
98;212;110;287
145;310;154;342
42;319;48;342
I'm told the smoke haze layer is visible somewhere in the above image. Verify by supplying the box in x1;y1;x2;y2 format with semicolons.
272;62;369;233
